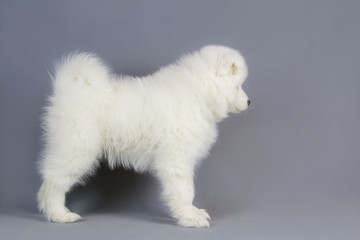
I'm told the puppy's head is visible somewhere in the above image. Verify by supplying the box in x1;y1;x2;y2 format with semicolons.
200;45;250;113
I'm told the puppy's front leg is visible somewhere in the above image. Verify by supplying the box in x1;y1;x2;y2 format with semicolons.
155;163;210;228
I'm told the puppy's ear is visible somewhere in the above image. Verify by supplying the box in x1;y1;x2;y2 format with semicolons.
215;55;241;77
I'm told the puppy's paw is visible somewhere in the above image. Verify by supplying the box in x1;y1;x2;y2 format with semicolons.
178;216;210;228
175;206;211;228
49;211;82;223
197;208;211;220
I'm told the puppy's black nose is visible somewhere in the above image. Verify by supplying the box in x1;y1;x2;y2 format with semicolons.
247;100;251;106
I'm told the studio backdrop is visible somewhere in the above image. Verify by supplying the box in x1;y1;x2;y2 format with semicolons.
0;1;359;239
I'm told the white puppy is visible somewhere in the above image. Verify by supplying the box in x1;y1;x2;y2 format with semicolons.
37;45;250;228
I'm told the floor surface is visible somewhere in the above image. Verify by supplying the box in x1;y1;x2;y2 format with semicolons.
1;196;359;240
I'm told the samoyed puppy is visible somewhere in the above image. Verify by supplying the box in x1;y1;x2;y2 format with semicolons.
37;45;250;228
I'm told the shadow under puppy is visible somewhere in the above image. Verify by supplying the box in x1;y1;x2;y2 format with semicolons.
37;45;250;227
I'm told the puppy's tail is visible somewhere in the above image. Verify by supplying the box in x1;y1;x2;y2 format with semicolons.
51;52;112;92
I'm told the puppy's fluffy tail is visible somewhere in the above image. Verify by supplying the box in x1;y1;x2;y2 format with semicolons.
51;52;112;92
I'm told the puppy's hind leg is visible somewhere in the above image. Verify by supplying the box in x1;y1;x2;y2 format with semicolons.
38;141;101;223
38;174;82;223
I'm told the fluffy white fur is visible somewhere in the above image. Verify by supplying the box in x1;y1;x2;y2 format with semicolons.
37;45;249;228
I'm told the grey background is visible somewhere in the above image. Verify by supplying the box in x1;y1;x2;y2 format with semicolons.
1;0;359;239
